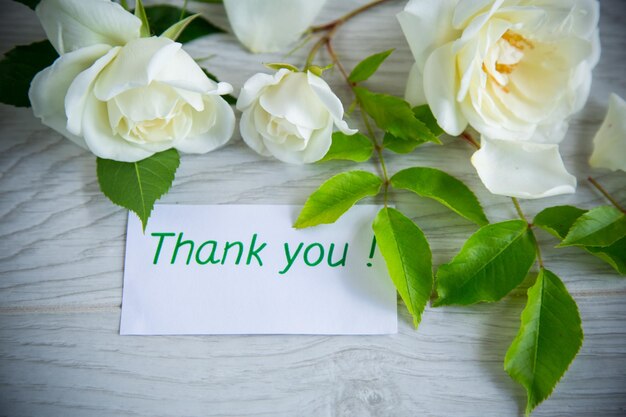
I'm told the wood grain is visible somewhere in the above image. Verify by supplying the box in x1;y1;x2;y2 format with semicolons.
0;0;625;416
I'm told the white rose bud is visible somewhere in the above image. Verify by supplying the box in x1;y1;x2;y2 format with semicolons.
29;0;235;162
224;0;327;53
236;69;356;164
589;94;626;172
398;0;600;199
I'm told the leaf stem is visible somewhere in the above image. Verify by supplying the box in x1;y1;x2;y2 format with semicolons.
120;0;129;10
310;0;393;33
324;39;389;205
588;176;626;213
511;197;528;223
180;0;189;20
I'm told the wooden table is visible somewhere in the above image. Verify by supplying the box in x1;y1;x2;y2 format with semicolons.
1;1;624;415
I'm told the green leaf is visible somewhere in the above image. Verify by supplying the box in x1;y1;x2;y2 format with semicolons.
294;171;382;228
320;132;373;162
411;105;444;136
97;149;180;230
13;0;40;9
0;40;58;107
265;62;300;72
161;13;201;41
383;105;443;154
135;0;151;37
354;87;441;145
391;167;488;226
533;205;587;239
534;206;626;275
559;206;626;248
348;49;394;83
383;132;421;154
373;207;433;327
145;5;224;44
434;220;536;306
586;237;626;275
504;268;583;416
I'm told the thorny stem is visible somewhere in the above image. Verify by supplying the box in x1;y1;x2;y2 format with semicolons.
588;176;626;213
307;0;393;205
310;0;393;33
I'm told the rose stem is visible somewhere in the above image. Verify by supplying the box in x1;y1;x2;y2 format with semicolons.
305;0;394;205
310;0;395;33
588;177;626;213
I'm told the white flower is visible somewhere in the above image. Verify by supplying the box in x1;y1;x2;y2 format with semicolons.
29;0;235;162
223;0;327;53
398;0;600;199
236;69;356;164
589;94;626;172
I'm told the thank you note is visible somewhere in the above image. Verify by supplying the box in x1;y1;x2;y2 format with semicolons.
120;205;397;335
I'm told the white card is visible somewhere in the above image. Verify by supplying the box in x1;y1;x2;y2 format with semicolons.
120;205;397;335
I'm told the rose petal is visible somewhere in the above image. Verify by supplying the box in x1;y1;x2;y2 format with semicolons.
423;42;468;135
404;63;427;107
397;0;460;70
471;137;577;199
589;94;626;172
237;69;290;111
306;71;356;135
64;46;120;136
36;0;141;55
264;120;333;164
29;43;111;148
224;0;327;53
174;96;235;154
259;72;328;130
239;108;272;157
81;94;160;162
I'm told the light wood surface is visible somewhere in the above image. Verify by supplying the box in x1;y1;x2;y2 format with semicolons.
1;1;625;416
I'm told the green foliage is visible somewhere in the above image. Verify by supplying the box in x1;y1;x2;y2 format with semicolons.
586;237;626;275
320;132;374;162
559;206;626;248
383;105;443;153
411;105;444;136
373;208;433;327
354;87;441;145
97;149;180;230
145;5;224;43
161;14;202;42
294;171;382;229
505;268;583;416
13;0;39;9
391;167;488;226
265;63;300;72
533;205;587;239
135;0;151;37
434;220;536;306
0;40;58;107
348;49;394;83
534;205;626;275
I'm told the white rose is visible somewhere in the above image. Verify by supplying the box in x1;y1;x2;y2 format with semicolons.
29;0;235;162
236;69;356;164
589;94;626;172
224;0;328;53
398;0;600;199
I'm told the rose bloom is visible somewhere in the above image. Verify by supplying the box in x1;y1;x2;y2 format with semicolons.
236;69;356;164
398;0;600;198
29;0;234;162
